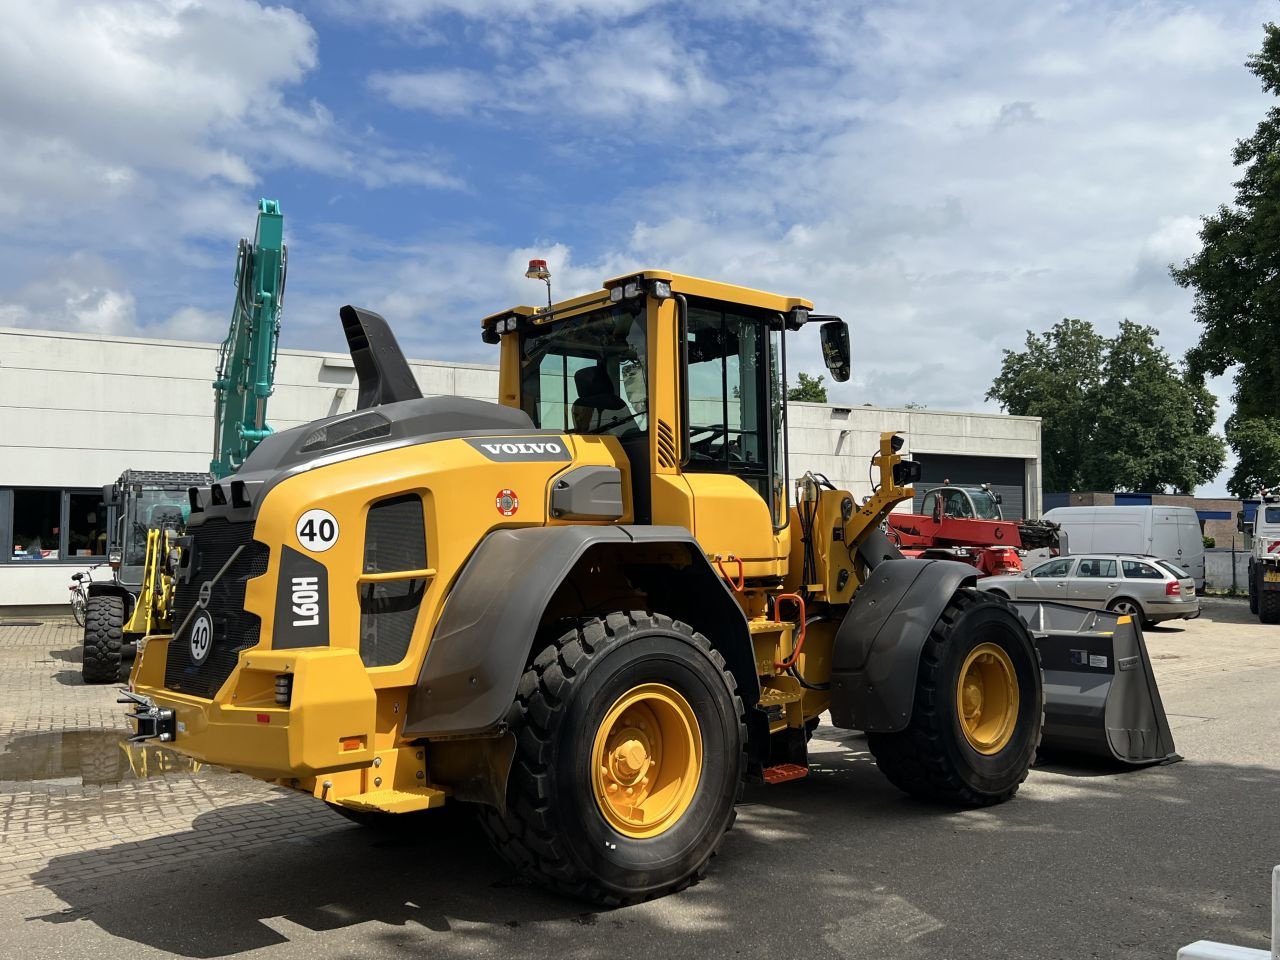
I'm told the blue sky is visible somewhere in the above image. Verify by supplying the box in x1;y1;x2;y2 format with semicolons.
1;0;1276;494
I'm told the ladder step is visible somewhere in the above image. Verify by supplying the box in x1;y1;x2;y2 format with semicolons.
335;787;446;813
762;763;809;784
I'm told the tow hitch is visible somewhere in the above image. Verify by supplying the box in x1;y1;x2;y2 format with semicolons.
118;689;176;743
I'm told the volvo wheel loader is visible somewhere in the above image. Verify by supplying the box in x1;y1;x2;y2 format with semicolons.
121;270;1176;904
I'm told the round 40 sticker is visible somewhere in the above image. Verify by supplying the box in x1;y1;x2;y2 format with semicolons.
296;508;340;552
189;609;213;665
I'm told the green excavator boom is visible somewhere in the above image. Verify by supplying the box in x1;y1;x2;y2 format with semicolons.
210;198;286;480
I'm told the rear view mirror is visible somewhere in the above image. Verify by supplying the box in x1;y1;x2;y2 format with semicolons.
819;319;850;383
101;484;117;508
994;492;1003;504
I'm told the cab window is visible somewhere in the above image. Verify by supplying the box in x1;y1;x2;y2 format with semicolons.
1031;558;1074;578
519;303;647;436
1265;506;1280;524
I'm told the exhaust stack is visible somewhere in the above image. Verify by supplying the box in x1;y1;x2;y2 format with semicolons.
339;305;423;409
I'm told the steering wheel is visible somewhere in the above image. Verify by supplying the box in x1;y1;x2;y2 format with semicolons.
689;425;727;461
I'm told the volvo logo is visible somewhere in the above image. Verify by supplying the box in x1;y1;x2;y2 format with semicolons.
189;609;214;666
465;437;572;462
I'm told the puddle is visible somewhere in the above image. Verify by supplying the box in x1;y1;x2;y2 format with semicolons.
0;730;205;787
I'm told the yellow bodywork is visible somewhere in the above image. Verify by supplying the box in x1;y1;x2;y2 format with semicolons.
128;270;915;813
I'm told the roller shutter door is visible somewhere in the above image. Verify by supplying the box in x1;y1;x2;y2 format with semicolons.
910;454;1028;521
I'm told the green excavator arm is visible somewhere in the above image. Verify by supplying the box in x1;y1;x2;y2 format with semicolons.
210;198;286;479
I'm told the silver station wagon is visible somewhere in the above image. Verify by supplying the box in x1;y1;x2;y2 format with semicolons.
978;554;1200;627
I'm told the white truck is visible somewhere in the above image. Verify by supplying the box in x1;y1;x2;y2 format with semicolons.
1243;496;1280;624
1041;505;1205;591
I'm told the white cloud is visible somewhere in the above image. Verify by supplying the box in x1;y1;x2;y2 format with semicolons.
0;255;137;336
370;22;727;120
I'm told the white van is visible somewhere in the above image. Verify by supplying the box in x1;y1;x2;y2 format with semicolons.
1041;505;1205;590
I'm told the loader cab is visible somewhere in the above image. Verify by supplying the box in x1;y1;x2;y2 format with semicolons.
485;271;850;575
921;484;1004;522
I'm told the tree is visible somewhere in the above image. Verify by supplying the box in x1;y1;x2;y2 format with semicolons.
1171;22;1280;497
987;318;1225;493
787;372;828;403
986;318;1105;491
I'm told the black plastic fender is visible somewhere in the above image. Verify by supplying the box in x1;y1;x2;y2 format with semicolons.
403;525;759;742
86;581;136;623
829;558;979;733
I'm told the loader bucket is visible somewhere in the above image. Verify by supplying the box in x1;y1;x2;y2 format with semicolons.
1011;601;1179;765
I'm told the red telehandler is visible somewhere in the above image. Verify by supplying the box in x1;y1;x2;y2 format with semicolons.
886;481;1061;577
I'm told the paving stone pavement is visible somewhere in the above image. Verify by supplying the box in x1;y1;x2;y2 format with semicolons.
0;599;1277;960
0;619;341;897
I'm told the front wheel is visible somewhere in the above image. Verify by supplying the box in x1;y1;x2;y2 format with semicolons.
70;590;87;627
478;611;745;905
867;589;1043;806
82;595;125;684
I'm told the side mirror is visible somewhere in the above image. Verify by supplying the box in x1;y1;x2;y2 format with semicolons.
994;492;1003;505
101;484;117;508
819;319;851;383
1023;571;1032;578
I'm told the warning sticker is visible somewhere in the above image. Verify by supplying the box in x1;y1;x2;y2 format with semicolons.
1089;654;1109;669
495;489;519;517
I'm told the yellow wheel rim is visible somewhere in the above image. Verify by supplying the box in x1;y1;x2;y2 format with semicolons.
956;642;1020;755
590;683;702;839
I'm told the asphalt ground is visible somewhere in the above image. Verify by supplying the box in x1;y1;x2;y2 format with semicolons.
0;598;1277;960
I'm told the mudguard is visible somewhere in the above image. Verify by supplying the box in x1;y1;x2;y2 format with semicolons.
85;581;136;622
1017;602;1178;765
403;525;758;741
829;557;979;733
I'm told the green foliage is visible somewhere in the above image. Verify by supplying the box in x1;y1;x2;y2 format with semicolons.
987;318;1226;494
1171;22;1280;497
1203;535;1216;549
787;372;828;403
985;318;1105;492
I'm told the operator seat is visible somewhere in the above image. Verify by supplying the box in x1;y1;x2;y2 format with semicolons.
573;366;630;432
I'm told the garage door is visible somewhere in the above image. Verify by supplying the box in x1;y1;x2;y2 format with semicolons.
910;454;1028;521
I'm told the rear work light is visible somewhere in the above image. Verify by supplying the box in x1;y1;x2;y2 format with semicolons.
1165;581;1181;596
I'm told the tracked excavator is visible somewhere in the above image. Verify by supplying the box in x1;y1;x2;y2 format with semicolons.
120;270;1176;904
81;200;286;683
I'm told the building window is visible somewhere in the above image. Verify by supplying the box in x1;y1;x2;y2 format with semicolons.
4;488;107;563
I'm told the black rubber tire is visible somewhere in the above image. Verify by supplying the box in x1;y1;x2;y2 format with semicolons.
82;595;125;685
478;611;745;906
1260;585;1280;625
1249;563;1259;615
866;588;1043;806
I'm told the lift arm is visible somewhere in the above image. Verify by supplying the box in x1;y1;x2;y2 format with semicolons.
209;199;286;479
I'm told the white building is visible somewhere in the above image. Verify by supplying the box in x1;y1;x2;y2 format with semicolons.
0;326;1041;609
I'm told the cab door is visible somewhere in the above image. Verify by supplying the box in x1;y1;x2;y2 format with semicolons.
677;298;788;576
1067;557;1119;608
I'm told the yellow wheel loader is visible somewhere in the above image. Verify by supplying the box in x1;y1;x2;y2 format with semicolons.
121;271;1175;904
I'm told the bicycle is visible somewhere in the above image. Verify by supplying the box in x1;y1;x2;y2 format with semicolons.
68;562;107;627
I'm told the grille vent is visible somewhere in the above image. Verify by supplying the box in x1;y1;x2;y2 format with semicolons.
363;495;426;574
657;419;677;468
361;494;427;667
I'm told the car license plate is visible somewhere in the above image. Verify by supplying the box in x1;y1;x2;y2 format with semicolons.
1266;570;1280;583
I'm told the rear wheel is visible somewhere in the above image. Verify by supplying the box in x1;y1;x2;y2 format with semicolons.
1261;582;1280;625
1107;597;1143;621
478;611;745;905
867;589;1043;806
82;596;125;685
1249;564;1259;615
